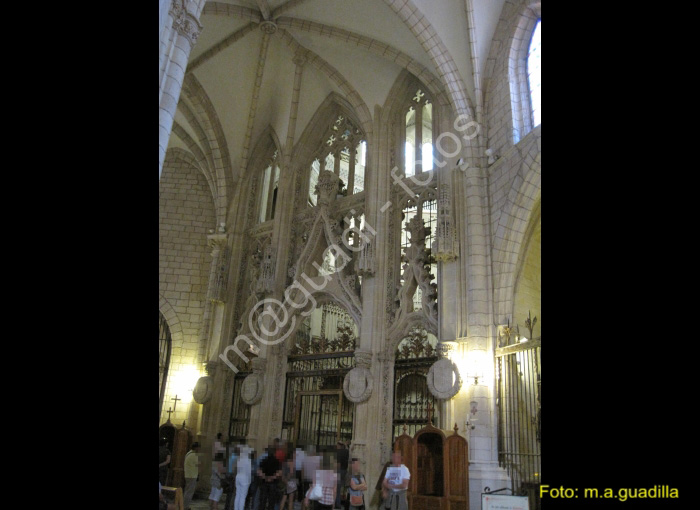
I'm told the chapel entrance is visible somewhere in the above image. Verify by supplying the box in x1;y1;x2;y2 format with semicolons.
293;390;344;448
281;302;357;451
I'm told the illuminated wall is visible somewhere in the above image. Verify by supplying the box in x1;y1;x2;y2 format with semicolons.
159;150;215;428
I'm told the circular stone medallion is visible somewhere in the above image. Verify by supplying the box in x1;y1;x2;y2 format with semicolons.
427;358;462;400
193;376;213;404
241;373;264;405
343;366;373;403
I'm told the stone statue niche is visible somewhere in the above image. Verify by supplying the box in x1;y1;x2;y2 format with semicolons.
393;415;469;510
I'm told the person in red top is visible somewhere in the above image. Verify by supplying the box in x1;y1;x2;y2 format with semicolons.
274;438;287;463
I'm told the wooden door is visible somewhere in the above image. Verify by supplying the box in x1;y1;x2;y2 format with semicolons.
445;434;468;510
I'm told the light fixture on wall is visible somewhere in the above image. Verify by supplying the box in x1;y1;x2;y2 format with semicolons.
465;351;485;385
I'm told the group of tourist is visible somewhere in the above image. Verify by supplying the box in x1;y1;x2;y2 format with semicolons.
161;435;410;510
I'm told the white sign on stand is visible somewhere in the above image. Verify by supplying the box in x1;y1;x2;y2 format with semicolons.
481;493;529;510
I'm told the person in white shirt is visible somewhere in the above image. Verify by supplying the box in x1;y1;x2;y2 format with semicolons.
382;452;410;510
235;445;253;510
184;442;201;510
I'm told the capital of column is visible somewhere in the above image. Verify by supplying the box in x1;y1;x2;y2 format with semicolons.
436;341;458;358
205;361;219;376
354;350;372;369
251;357;267;374
170;0;203;46
207;233;228;252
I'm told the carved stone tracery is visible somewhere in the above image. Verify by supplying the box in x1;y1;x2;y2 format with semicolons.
392;215;438;330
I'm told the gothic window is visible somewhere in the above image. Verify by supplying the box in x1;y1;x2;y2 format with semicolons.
527;20;541;128
511;7;541;143
308;114;366;206
403;89;434;177
159;311;172;418
259;151;280;223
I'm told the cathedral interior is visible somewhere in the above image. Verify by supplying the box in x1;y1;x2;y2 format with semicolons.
159;1;542;508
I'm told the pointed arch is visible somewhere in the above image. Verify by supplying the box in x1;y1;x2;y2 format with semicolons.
492;149;541;325
380;0;474;121
290;92;369;209
246;125;285;181
159;293;185;348
278;29;373;140
178;73;233;224
483;0;541;149
246;126;285;224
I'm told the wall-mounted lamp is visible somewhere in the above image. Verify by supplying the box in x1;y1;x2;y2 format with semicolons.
465;351;485;385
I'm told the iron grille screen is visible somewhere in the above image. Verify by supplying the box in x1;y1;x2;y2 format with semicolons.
496;339;541;510
282;352;355;449
228;372;252;442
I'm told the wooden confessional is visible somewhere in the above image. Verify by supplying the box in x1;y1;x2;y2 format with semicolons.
393;417;469;510
159;420;193;488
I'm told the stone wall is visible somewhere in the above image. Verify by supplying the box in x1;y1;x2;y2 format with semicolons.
159;151;216;427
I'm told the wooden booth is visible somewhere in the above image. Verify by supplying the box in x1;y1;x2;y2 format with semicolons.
160;420;193;488
393;419;469;510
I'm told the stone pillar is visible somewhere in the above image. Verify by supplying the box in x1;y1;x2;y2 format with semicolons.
159;0;203;177
457;163;510;508
205;232;230;360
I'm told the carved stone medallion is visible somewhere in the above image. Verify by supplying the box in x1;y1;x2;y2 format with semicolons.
427;358;462;400
343;366;373;403
193;376;213;404
241;372;264;405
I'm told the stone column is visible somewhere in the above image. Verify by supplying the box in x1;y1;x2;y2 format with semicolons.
159;0;203;177
457;163;509;509
205;232;230;360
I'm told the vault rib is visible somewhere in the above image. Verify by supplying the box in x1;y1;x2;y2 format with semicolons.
256;0;271;20
238;31;272;179
202;2;262;22
187;22;258;74
271;0;312;19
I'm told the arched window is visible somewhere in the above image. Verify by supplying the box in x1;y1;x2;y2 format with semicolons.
510;6;541;143
259;150;280;223
159;311;172;419
308;114;366;206
403;89;433;177
527;20;541;128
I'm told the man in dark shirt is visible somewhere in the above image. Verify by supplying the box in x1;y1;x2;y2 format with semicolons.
335;442;349;509
159;438;171;485
257;448;282;510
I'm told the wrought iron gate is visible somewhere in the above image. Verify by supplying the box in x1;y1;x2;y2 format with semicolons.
496;337;541;509
228;369;252;442
393;327;439;441
282;351;355;449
